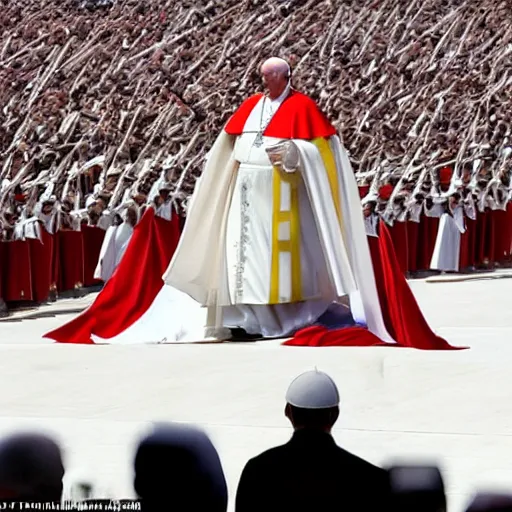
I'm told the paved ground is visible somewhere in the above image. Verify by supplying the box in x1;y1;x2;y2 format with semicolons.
0;277;511;510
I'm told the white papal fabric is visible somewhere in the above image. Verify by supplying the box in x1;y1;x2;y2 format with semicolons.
163;96;395;342
218;95;340;336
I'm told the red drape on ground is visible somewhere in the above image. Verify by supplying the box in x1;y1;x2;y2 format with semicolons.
459;217;477;270
82;225;105;287
57;230;84;291
284;222;462;350
406;221;419;272
387;221;408;273
28;227;54;303
416;215;439;270
44;209;181;344
2;240;33;302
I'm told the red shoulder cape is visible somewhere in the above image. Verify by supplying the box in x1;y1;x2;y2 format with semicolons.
224;90;336;140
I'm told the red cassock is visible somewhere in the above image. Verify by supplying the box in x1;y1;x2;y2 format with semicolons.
28;226;55;303
485;210;496;264
491;209;508;265
57;230;84;291
506;202;512;259
406;221;419;273
81;225;106;287
387;221;409;274
2;240;33;302
459;217;477;270
285;222;462;350
45;209;180;344
474;209;497;266
0;242;4;302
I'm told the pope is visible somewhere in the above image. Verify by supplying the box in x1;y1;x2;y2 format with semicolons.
164;57;393;341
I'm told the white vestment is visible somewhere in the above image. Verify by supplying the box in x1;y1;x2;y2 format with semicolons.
430;207;466;272
364;214;379;238
163;94;394;342
155;199;173;221
13;215;42;241
94;221;133;282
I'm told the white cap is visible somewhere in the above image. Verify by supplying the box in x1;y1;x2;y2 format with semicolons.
285;369;340;409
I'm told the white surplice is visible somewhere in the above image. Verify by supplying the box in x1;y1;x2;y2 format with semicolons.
94;213;134;282
430;206;466;272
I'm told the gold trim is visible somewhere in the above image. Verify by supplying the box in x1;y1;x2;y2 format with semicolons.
270;166;302;304
311;137;346;242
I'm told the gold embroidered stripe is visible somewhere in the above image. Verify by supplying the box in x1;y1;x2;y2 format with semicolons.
311;137;345;242
270;167;302;304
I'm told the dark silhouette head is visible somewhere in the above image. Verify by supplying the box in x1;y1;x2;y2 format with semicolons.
466;492;512;512
0;432;64;502
134;423;227;512
388;464;446;512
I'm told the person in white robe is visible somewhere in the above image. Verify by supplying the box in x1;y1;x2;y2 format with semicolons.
152;183;174;221
362;200;379;238
93;202;138;282
163;57;393;342
430;195;466;273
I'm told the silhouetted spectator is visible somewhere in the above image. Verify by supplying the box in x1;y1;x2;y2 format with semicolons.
0;432;64;502
388;464;446;511
134;423;227;512
235;369;390;512
466;493;512;512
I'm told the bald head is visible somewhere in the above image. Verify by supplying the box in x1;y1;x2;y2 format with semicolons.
261;57;290;77
260;57;290;100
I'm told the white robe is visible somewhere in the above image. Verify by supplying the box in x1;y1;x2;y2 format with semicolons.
163;95;394;342
93;222;133;282
13;215;41;241
364;214;379;238
430;207;465;272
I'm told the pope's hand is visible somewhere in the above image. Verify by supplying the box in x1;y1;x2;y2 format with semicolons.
266;141;299;173
268;152;283;168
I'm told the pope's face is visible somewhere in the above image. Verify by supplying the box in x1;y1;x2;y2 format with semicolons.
261;66;287;100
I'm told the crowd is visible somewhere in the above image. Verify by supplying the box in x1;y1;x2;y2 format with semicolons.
358;162;512;276
0;0;510;316
0;179;180;315
1;157;510;317
0;370;510;512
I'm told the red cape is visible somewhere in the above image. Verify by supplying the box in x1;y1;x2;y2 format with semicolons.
45;209;180;344
284;221;464;350
224;91;336;140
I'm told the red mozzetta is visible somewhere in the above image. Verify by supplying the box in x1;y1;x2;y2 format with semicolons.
224;91;336;140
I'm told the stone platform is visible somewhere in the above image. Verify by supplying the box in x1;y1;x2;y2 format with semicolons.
0;277;511;511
